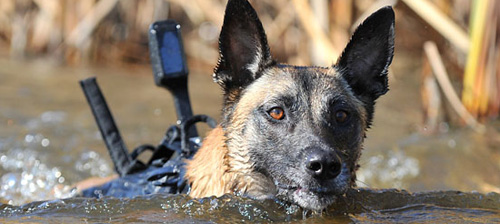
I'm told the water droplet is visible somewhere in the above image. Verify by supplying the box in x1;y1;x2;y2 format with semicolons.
388;157;398;167
3;173;17;188
25;134;34;143
41;138;50;147
36;179;46;188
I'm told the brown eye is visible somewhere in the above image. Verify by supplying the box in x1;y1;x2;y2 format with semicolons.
268;107;285;120
335;110;348;123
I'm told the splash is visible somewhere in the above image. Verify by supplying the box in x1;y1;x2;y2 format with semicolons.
0;111;113;205
0;144;76;205
357;149;420;189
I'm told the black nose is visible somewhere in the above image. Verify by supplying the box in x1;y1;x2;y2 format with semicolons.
305;148;342;180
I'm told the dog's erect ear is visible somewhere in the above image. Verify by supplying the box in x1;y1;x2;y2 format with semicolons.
336;6;395;102
214;0;273;92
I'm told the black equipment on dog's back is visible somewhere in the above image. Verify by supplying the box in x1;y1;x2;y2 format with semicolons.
79;20;216;198
149;20;198;138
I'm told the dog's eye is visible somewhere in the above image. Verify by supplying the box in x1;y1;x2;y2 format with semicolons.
268;107;285;120
335;110;349;123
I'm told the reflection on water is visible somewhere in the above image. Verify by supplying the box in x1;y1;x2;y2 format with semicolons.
1;58;500;222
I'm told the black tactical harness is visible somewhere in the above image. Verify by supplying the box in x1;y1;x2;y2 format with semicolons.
79;20;216;198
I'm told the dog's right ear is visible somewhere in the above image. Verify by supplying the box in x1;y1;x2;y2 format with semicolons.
214;0;273;93
336;6;395;103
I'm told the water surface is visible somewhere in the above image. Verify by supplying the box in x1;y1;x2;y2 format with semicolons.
1;189;499;223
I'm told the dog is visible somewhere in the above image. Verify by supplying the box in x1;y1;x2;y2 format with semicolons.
184;0;395;211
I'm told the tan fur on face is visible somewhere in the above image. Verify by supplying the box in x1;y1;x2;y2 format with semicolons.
223;69;293;198
185;69;289;198
185;67;369;198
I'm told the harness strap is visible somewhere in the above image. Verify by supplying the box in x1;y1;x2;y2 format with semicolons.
180;114;217;156
80;77;146;176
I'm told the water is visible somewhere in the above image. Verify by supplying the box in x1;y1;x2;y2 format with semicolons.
1;57;500;222
0;189;499;223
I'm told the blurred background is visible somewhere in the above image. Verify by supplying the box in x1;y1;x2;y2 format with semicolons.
0;0;499;206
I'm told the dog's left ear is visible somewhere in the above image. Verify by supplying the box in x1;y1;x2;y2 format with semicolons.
214;0;273;92
336;6;395;102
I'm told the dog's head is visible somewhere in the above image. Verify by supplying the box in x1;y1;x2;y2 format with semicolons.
214;0;394;210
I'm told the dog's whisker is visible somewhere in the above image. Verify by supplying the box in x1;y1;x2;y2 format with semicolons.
355;179;372;188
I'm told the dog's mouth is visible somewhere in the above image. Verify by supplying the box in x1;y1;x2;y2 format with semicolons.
274;181;341;211
275;182;336;194
272;164;350;211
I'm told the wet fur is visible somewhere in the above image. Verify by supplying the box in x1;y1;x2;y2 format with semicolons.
185;0;394;211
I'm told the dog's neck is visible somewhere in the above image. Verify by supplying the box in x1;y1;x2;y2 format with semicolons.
185;126;233;197
185;126;275;199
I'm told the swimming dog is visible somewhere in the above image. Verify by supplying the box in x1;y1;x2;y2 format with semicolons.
185;0;395;211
